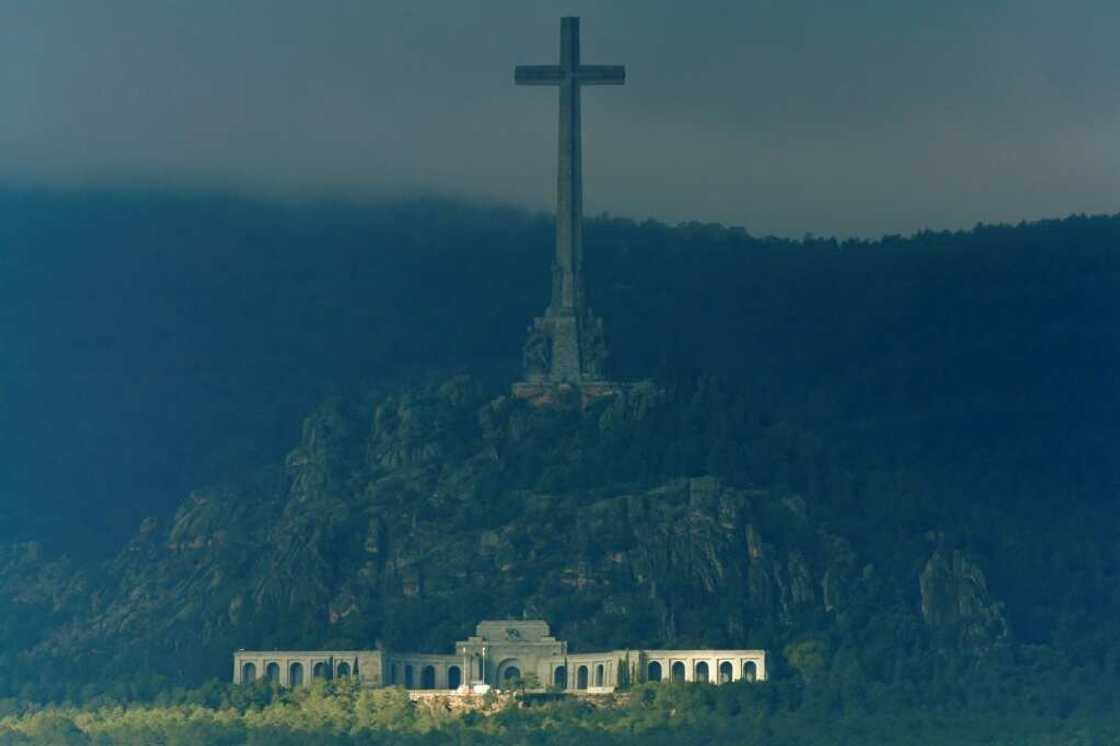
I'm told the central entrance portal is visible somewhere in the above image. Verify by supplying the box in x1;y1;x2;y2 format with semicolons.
498;659;522;684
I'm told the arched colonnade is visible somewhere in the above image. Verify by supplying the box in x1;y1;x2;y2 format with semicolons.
236;654;360;688
385;657;464;691
641;652;765;685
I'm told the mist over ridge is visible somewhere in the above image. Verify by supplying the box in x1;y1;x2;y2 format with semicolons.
4;1;1120;237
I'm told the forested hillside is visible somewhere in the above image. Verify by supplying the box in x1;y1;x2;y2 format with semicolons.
4;188;1115;556
0;188;1118;742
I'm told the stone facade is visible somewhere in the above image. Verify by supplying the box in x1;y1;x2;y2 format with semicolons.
233;619;767;692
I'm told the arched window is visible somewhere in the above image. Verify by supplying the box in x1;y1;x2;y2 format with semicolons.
671;661;685;682
241;662;257;684
421;665;436;690
553;666;567;689
337;662;351;678
313;662;328;679
289;662;304;687
694;661;709;683
266;662;280;683
595;664;605;688
744;661;758;682
719;661;733;684
647;661;662;683
503;666;521;683
448;665;462;690
404;664;414;689
577;665;589;690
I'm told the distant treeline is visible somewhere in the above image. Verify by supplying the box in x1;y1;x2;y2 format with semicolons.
1;677;1118;746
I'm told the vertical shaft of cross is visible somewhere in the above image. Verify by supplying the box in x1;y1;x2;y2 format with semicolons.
554;17;582;315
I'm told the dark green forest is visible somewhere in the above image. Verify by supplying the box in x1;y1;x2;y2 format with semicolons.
1;187;1118;744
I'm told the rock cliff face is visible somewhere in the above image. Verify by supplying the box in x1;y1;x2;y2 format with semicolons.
919;549;1009;651
2;377;1015;690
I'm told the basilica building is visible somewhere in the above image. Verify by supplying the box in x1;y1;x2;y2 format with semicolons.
233;619;767;693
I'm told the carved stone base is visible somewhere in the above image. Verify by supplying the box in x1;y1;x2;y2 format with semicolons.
521;310;608;385
511;380;625;408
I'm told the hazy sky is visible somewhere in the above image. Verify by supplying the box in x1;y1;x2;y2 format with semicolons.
2;0;1117;237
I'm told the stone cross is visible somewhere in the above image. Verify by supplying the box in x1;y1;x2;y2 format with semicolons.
516;17;624;383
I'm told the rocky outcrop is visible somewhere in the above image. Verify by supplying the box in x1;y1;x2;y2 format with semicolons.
919;549;1009;651
4;377;1016;689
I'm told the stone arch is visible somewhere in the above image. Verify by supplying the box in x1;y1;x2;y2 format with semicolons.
448;665;462;690
337;662;351;678
241;662;257;684
266;662;280;683
670;661;685;682
576;665;589;690
719;661;733;684
312;662;328;679
744;660;757;682
421;665;436;690
594;663;605;687
497;658;522;685
694;661;709;683
404;664;414;689
647;661;662;683
553;665;567;689
289;662;304;687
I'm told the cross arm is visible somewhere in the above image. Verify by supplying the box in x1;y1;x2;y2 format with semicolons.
575;65;625;85
515;65;563;85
